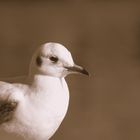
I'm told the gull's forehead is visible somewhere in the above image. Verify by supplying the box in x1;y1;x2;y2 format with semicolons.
40;43;74;65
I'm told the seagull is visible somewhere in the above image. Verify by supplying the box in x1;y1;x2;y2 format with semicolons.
0;42;89;140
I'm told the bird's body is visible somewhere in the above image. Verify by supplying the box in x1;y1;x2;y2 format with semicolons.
0;43;88;140
0;76;69;140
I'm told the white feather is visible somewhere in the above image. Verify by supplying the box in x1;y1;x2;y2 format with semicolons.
0;43;71;140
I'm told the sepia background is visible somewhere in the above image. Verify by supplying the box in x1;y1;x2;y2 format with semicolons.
0;0;140;140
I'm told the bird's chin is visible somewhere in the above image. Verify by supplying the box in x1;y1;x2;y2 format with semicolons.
62;71;76;77
47;71;68;78
59;70;72;78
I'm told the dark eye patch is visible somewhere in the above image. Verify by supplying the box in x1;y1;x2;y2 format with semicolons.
36;56;42;66
49;56;58;63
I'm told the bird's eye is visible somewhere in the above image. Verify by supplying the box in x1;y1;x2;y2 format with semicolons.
49;56;58;63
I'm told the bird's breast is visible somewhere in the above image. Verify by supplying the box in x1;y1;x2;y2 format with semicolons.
17;78;69;139
31;78;69;119
4;78;70;140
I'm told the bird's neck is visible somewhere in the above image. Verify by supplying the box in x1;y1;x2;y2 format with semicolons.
27;74;66;91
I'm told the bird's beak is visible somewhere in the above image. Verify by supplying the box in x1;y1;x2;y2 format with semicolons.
65;64;89;76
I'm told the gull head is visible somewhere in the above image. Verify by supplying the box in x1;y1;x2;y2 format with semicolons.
30;42;89;78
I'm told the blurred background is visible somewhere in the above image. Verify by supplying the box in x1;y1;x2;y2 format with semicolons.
0;1;140;140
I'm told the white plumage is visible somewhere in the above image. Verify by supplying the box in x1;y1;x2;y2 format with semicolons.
0;42;89;140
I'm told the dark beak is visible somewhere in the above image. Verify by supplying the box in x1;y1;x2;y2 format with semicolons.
65;64;89;76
